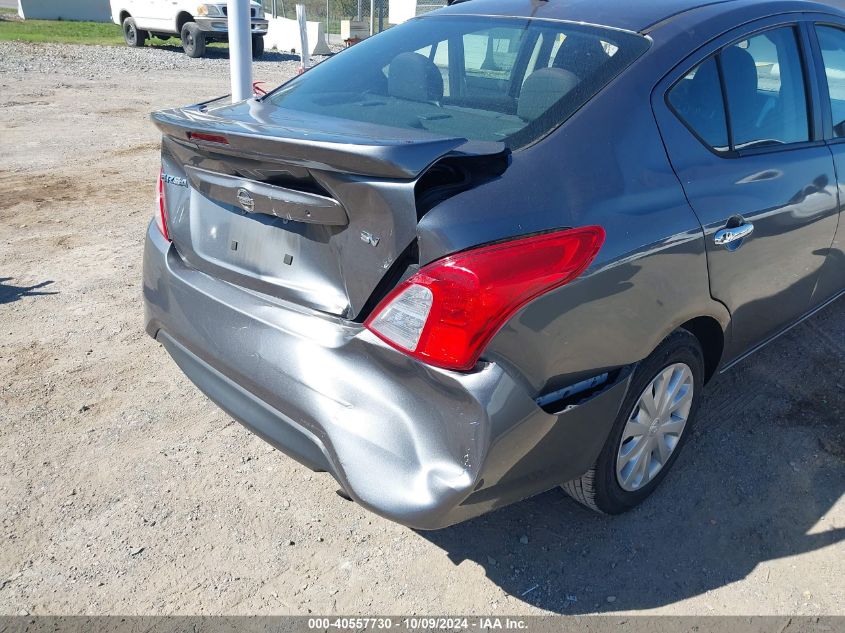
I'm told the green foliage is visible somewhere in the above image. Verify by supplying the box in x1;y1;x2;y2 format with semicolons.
0;15;228;47
0;17;126;45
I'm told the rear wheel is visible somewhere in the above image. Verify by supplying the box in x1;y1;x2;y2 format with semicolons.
563;330;704;514
181;22;206;58
252;35;265;58
123;17;147;47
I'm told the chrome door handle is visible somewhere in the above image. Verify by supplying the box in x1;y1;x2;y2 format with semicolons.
714;222;754;247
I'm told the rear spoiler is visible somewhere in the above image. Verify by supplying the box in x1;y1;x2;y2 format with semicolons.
151;98;508;180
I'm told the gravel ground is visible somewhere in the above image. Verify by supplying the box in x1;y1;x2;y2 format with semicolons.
1;41;844;617
0;40;315;80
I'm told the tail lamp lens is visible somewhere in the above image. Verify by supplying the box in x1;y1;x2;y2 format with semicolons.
155;168;171;241
365;227;606;371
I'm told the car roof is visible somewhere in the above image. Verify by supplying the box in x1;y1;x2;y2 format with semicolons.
437;0;845;33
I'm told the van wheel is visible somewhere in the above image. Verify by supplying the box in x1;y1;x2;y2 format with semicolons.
181;22;206;58
562;330;704;514
123;17;147;47
252;35;265;58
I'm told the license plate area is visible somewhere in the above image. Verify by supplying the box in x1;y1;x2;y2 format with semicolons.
180;192;350;314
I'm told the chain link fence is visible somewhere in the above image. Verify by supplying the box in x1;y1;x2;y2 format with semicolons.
259;0;445;37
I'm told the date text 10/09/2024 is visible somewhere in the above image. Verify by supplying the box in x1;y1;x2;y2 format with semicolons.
307;618;529;630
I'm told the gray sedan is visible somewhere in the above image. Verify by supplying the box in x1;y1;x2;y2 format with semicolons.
143;0;845;528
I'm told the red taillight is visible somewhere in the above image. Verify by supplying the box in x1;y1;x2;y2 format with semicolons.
155;168;171;241
365;227;606;371
187;131;229;145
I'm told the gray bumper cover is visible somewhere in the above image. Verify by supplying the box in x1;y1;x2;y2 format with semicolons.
142;223;630;529
194;16;269;34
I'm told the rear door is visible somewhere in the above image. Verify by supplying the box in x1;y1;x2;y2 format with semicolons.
808;19;845;302
653;18;840;360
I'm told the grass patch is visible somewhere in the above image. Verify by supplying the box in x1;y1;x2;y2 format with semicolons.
0;14;229;49
0;16;125;45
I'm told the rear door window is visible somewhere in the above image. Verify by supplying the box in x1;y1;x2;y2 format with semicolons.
668;57;729;151
667;25;810;152
815;24;845;137
722;27;809;148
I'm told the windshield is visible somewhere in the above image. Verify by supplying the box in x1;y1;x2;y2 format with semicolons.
266;15;649;149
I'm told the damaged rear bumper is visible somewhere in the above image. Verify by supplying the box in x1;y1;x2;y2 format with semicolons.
142;223;630;529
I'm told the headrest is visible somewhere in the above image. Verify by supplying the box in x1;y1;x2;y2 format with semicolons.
388;52;444;103
553;33;609;76
518;67;580;121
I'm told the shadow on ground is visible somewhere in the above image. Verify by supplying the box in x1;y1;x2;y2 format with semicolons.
0;277;56;304
419;299;845;613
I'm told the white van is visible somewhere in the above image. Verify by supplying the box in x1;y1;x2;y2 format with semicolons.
109;1;268;58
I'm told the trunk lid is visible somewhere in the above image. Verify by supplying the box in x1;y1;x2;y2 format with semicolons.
152;98;506;319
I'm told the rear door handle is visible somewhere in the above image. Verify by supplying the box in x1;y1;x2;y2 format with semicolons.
714;222;754;247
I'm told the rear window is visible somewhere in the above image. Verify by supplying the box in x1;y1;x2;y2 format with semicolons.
265;16;649;149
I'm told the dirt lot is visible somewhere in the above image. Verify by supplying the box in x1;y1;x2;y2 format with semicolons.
0;41;844;617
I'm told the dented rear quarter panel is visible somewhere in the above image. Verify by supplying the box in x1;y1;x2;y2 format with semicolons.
417;38;730;395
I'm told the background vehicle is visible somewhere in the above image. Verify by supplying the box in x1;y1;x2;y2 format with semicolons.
143;0;845;528
109;0;268;57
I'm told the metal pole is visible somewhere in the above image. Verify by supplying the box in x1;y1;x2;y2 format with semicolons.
227;0;253;102
377;0;382;32
369;0;374;35
356;0;361;21
296;3;311;70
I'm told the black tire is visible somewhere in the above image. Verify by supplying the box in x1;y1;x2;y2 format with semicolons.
252;35;265;58
123;17;147;48
181;22;206;58
562;329;705;514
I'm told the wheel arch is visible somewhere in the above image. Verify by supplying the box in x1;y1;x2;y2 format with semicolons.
119;10;130;23
677;315;725;383
176;11;194;33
